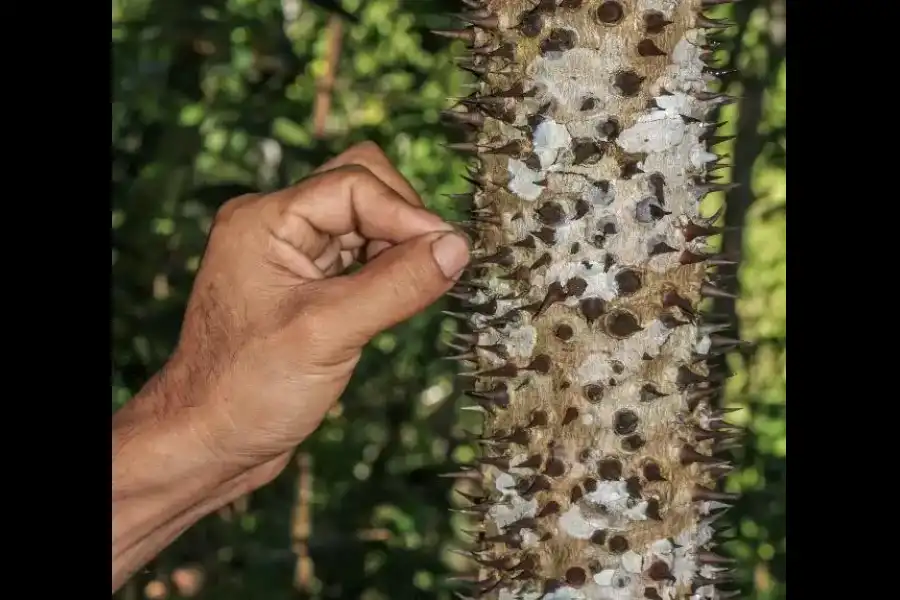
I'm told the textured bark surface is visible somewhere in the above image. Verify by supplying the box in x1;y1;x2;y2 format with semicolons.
441;1;741;599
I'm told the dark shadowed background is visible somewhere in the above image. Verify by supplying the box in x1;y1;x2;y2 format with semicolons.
111;1;785;598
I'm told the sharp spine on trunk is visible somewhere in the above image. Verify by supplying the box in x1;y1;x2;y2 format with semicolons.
441;1;745;598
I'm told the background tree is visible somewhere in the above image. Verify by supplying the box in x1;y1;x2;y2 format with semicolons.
111;1;784;598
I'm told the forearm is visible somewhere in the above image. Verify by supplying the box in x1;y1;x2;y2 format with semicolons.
112;376;241;592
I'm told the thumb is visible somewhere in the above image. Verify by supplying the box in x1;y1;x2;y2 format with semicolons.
318;231;470;346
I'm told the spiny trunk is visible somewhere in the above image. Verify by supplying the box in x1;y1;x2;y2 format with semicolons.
437;1;743;599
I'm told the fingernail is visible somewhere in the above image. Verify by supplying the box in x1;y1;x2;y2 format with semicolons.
431;233;470;280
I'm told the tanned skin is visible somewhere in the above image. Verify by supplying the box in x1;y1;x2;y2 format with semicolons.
112;143;471;592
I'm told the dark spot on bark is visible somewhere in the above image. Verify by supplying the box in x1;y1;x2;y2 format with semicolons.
622;434;646;452
565;567;587;587
606;310;642;338
598;117;621;139
648;561;672;581
625;476;643;498
555;324;574;340
643;11;672;34
615;269;642;295
580;298;606;324
580;96;597;111
537;202;565;225
572;139;605;165
649;172;666;204
637;39;667;57
635;197;669;223
520;12;544;38
527;354;552;373
643;461;665;481
574;198;591;220
596;1;624;25
544;458;566;477
570;486;584;503
598;458;622;480
614;410;640;435
646;497;662;519
533;226;556;245
590;529;608;545
562;406;580;426
608;535;629;553
566;277;588;297
540;28;578;55
614;70;644;97
584;383;604;403
603;254;616;271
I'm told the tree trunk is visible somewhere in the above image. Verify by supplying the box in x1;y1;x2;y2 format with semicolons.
439;1;742;599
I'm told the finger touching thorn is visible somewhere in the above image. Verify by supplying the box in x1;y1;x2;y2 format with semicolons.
430;232;470;280
314;231;470;347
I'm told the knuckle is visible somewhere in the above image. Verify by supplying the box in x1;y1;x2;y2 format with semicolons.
346;140;385;161
213;193;261;227
331;163;376;185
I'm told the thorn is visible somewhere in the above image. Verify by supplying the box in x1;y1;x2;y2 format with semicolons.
441;109;485;128
445;351;478;362
455;12;500;30
483;531;523;547
693;572;737;588
696;14;736;29
694;91;740;104
703;463;735;478
695;182;741;197
476;456;511;470
439;469;483;481
703;66;739;79
468;386;511;410
706;135;737;147
709;334;752;350
680;445;724;465
432;28;477;44
700;282;737;300
662;290;696;316
681;222;726;242
693;485;740;502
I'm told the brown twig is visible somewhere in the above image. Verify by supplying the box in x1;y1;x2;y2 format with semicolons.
313;15;344;138
292;452;314;593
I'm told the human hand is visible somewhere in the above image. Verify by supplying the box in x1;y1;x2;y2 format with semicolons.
155;142;470;483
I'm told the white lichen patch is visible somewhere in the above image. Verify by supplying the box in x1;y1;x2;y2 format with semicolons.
592;569;643;600
488;490;538;530
533;119;574;169
508;158;546;201
559;504;609;539
637;0;680;18
505;324;538;359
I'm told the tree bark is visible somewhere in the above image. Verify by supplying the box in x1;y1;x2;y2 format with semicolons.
441;1;741;599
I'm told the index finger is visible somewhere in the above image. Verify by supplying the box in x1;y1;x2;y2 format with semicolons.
269;164;452;255
313;141;424;208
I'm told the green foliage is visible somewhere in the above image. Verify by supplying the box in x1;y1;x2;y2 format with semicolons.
112;1;785;598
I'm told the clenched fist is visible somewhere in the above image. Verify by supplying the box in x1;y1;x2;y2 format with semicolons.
112;143;470;591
